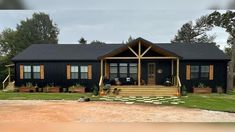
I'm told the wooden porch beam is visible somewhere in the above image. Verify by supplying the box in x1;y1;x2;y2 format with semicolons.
127;46;138;57
141;57;178;59
141;46;152;57
104;57;138;59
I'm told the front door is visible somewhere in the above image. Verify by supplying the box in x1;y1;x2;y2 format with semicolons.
148;63;156;85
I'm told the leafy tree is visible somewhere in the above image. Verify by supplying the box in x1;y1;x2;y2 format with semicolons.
0;12;59;89
90;40;105;44
125;36;135;44
172;15;215;43
79;37;87;44
207;10;235;91
0;28;18;57
16;12;59;54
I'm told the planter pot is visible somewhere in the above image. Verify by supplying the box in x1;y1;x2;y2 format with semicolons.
38;88;43;92
182;91;187;96
216;87;223;93
43;87;60;93
63;88;68;92
193;87;212;94
19;87;36;93
69;87;85;93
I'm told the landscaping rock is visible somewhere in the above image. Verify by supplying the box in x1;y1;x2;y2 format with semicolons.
153;102;162;105
170;102;179;104
125;102;134;105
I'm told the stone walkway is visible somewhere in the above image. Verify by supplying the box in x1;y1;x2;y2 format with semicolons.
99;96;185;105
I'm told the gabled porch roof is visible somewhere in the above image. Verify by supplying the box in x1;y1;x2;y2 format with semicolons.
98;37;182;59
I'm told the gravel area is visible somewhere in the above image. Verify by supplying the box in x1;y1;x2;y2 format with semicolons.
0;100;234;123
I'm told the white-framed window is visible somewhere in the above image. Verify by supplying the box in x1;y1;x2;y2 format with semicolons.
71;66;79;79
190;65;199;79
110;63;118;79
201;65;210;78
119;63;128;78
24;66;31;79
80;66;88;79
129;63;137;79
33;66;40;79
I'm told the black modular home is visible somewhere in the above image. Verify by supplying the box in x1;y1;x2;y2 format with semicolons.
11;38;229;96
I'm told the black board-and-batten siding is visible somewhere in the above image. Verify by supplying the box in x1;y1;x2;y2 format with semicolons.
14;59;228;92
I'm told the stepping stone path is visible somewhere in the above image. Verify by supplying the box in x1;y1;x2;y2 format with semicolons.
99;96;184;105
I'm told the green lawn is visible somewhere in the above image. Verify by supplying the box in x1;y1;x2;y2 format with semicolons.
0;92;235;113
0;92;100;101
179;93;235;113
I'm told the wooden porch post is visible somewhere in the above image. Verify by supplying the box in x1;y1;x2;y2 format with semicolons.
101;59;104;77
138;41;141;86
176;58;179;84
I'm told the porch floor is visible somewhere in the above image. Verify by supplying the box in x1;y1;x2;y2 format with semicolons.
109;85;179;96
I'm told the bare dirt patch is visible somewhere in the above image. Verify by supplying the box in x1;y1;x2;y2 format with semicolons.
0;100;234;123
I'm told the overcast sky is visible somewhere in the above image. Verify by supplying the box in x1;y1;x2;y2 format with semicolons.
0;0;233;50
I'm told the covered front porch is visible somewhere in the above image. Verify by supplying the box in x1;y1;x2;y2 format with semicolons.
98;38;182;96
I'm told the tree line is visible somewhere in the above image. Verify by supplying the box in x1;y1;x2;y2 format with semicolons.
0;11;234;90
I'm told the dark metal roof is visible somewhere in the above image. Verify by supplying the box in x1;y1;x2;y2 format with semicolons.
12;39;229;61
157;43;229;60
12;44;123;61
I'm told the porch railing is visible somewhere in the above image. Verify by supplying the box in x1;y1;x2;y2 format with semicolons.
99;76;104;93
2;75;10;90
177;76;182;95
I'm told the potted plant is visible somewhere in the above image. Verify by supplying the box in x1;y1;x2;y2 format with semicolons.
68;83;85;93
193;83;212;94
19;82;36;93
93;85;99;96
216;85;223;94
43;83;60;93
181;85;187;96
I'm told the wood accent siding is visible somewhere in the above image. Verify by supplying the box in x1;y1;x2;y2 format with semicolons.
186;65;190;80
88;65;92;79
105;63;110;79
67;64;71;79
209;65;214;80
20;65;24;79
40;65;44;79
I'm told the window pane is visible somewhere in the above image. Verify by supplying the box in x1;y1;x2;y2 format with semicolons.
71;66;78;72
191;66;199;72
33;73;40;79
24;73;31;79
119;63;127;78
130;73;137;80
190;66;199;79
119;63;127;66
81;73;88;79
110;73;117;79
33;66;40;72
110;63;117;66
201;66;209;72
120;67;127;73
201;66;209;78
71;73;78;79
24;66;31;72
129;64;137;73
129;63;137;67
80;66;88;72
110;67;117;73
